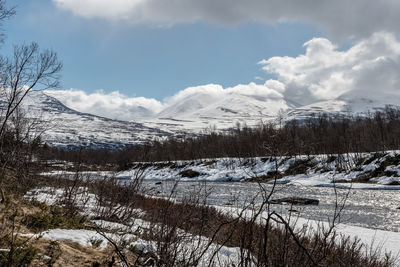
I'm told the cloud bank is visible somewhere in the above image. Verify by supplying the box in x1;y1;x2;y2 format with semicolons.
45;81;285;121
53;0;400;39
46;32;400;120
260;32;400;106
44;89;165;121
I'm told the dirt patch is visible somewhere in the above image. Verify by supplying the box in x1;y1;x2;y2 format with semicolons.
201;160;217;166
285;158;317;176
30;238;115;267
387;181;400;186
245;172;283;183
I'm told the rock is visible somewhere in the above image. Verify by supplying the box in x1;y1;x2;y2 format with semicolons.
155;181;162;185
270;197;319;206
179;169;200;178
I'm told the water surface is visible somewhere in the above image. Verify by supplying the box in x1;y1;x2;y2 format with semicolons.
143;181;400;232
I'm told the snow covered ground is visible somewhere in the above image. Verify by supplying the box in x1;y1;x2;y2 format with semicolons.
36;219;400;262
25;187;244;266
40;170;114;178
25;184;400;264
37;227;244;266
115;151;400;189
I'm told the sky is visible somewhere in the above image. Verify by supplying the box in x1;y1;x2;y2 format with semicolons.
5;0;400;120
5;0;318;99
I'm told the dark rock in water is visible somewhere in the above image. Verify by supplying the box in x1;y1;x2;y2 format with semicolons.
288;209;299;212
155;181;162;185
179;169;200;178
117;176;131;180
270;197;319;206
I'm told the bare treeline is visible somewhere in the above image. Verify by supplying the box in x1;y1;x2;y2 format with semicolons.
41;106;400;167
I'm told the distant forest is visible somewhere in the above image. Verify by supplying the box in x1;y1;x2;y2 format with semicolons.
39;106;400;169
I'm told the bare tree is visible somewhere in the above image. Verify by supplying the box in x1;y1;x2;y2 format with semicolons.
0;43;62;137
0;1;62;202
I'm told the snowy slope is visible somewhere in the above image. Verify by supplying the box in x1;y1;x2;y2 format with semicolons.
7;88;400;148
142;96;400;135
139;91;289;133
285;97;400;121
18;91;170;148
158;91;288;119
115;151;400;187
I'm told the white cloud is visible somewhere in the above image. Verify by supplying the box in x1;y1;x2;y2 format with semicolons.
260;32;400;106
46;32;400;120
226;82;284;100
155;82;286;119
53;0;400;39
162;82;283;106
45;82;285;120
44;89;165;121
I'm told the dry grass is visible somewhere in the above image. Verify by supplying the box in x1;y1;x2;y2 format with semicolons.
0;193;129;266
30;239;114;267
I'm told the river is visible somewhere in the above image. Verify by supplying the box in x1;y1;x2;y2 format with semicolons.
143;181;400;232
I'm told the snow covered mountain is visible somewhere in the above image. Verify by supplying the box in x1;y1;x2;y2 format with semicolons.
18;91;170;148
7;89;400;148
140;93;400;134
140;90;290;133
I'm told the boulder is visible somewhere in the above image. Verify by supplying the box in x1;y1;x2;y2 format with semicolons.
270;197;319;206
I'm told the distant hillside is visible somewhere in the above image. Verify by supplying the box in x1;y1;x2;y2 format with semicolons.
9;89;400;149
17;91;171;148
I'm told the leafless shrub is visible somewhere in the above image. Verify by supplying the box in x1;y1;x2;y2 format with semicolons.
0;8;62;201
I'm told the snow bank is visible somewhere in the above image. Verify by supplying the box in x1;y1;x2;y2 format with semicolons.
39;220;243;266
39;229;109;249
116;151;400;189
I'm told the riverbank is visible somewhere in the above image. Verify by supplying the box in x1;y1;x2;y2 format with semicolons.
111;151;400;189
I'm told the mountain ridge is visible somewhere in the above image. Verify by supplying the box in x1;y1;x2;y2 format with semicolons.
20;91;171;148
11;90;400;148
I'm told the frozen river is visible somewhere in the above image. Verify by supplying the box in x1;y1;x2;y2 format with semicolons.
143;181;400;232
47;170;400;233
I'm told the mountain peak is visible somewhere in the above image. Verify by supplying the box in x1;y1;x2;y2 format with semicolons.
7;90;400;148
